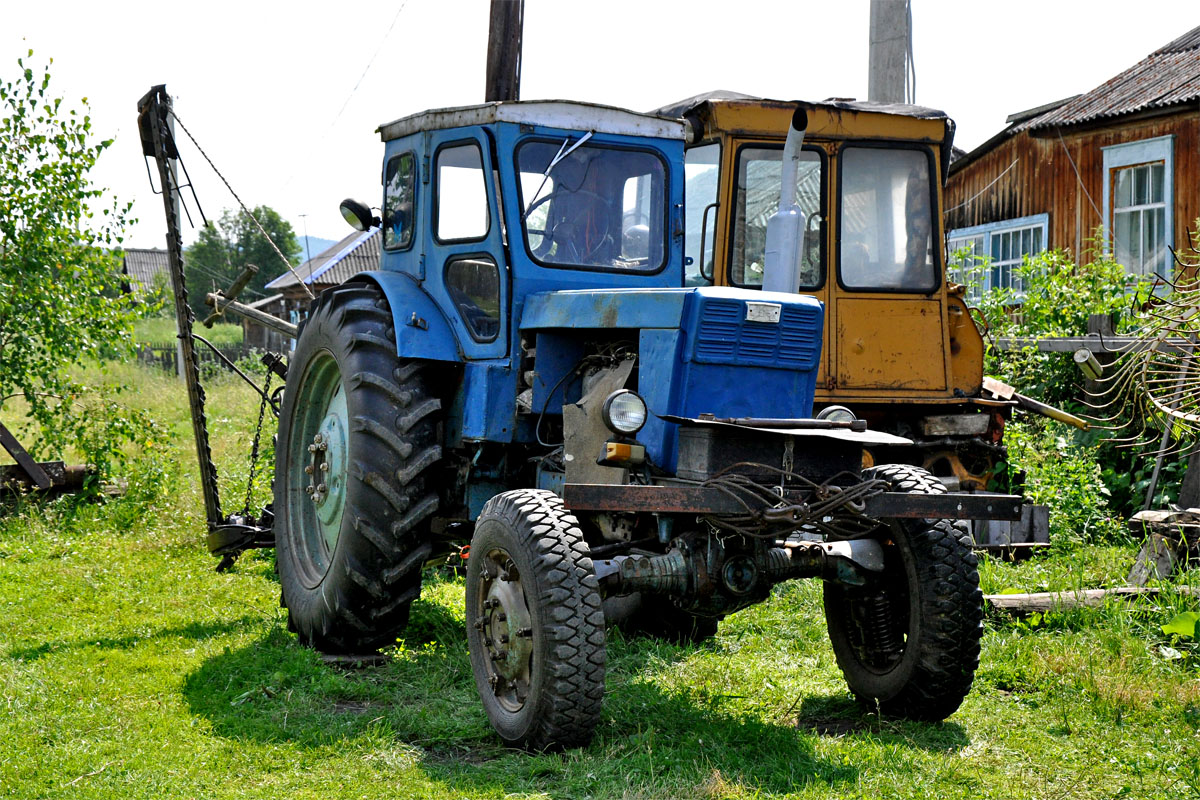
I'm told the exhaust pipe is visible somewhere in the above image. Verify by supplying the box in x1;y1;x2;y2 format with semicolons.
762;104;808;294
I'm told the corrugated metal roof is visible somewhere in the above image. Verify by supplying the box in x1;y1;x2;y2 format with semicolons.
121;248;170;292
265;228;380;290
1021;24;1200;131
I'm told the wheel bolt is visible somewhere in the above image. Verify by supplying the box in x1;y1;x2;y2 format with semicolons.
485;599;499;609
484;637;492;646
320;462;330;472
500;634;509;644
319;442;328;451
517;627;532;638
491;651;508;661
304;465;314;475
305;486;315;495
317;484;327;493
497;612;507;622
308;444;318;453
314;434;324;445
488;675;498;689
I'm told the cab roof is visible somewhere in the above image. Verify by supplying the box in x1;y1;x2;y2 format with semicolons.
650;91;952;145
650;91;949;123
378;100;687;142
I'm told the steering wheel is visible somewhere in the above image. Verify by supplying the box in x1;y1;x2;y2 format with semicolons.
525;189;616;263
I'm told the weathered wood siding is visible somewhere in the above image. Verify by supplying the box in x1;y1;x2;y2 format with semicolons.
946;110;1200;260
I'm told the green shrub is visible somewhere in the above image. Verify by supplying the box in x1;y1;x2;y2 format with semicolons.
998;419;1125;544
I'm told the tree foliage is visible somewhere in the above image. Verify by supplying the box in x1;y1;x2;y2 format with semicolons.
184;206;300;317
0;53;155;477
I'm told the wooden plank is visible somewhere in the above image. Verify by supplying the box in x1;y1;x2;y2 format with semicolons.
985;586;1196;614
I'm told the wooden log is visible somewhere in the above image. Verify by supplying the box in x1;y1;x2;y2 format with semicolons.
985;586;1195;614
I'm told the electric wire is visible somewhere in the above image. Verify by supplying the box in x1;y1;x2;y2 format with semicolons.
167;109;316;299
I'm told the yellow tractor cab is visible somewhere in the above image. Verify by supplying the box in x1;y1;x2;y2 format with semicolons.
655;92;998;491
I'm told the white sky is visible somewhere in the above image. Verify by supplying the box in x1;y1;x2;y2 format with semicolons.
3;0;1195;261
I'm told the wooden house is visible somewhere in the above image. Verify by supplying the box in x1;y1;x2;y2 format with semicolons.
945;25;1200;292
250;228;381;350
120;247;170;299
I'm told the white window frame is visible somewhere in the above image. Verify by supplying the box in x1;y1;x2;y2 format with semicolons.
947;213;1049;301
1102;135;1173;279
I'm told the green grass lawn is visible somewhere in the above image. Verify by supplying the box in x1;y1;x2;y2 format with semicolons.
2;363;1199;799
133;316;244;346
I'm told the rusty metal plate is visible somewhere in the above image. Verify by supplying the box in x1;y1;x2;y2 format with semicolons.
863;492;1022;520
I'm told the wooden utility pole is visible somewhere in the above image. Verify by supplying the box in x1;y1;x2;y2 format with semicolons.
485;0;524;102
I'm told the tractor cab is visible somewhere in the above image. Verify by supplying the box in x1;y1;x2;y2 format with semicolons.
655;93;995;487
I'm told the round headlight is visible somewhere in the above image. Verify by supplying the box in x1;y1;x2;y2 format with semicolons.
816;405;857;424
602;390;648;435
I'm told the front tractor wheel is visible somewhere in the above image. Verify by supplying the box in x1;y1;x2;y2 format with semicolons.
466;490;606;750
824;464;983;720
274;282;442;654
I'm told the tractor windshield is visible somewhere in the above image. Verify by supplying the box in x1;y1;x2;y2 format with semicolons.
516;140;666;272
728;146;824;289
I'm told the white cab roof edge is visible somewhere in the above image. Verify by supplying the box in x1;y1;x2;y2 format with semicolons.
378;100;688;142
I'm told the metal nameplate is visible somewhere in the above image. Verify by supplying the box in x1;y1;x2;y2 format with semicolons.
745;302;781;324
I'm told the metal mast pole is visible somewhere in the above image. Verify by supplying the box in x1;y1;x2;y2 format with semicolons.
137;85;223;529
868;0;909;103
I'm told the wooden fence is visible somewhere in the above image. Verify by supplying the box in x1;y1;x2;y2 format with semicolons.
136;340;253;374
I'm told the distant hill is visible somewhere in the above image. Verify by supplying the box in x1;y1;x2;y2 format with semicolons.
296;236;338;263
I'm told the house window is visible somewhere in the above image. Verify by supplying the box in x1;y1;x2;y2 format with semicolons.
947;214;1048;301
1102;135;1173;279
1112;162;1166;276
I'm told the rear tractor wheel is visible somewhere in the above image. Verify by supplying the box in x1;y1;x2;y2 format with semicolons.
823;464;983;720
274;282;442;654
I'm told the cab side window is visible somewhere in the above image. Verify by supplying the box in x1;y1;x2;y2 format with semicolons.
839;147;937;292
436;143;490;242
445;256;500;342
383;152;416;250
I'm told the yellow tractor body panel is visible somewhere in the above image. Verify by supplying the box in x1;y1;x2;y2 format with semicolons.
684;96;983;408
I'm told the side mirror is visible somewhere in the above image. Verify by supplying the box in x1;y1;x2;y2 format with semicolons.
339;198;379;232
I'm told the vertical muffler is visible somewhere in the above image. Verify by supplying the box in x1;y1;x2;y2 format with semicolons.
762;104;808;294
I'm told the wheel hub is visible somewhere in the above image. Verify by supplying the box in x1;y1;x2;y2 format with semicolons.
476;549;533;712
308;407;348;545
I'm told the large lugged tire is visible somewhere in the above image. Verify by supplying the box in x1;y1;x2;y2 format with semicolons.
466;490;606;750
274;282;441;654
824;464;983;720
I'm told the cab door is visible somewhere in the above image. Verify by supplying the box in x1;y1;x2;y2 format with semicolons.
426;129;509;359
830;143;948;392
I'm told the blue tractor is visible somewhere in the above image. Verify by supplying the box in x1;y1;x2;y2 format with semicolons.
267;100;1017;750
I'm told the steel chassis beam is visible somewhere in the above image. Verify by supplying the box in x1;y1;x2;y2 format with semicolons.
563;483;1023;520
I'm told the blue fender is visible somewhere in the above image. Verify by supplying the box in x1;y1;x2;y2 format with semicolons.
350;271;462;363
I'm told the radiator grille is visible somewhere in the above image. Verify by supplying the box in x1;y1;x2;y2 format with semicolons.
693;297;820;368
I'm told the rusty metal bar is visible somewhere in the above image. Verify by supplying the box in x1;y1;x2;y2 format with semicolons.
562;483;1023;520
0;421;53;490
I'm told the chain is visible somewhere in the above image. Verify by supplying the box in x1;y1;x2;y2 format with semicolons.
241;366;275;518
